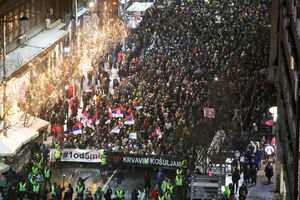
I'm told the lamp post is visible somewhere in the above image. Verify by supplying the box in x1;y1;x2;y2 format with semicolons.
122;0;128;54
1;16;28;136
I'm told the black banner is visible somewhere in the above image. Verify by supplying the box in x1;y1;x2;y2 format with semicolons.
106;152;182;169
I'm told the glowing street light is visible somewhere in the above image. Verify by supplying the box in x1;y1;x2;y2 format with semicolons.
1;16;29;136
269;106;278;122
89;1;95;8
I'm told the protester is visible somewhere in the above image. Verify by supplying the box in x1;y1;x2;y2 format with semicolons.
238;183;248;200
144;172;151;199
131;188;139;200
265;162;274;184
150;185;160;200
104;186;112;200
232;167;240;194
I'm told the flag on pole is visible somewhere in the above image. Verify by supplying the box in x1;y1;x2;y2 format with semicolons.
80;108;87;125
111;123;122;133
92;113;100;125
127;106;132;115
83;110;94;129
133;100;142;110
107;101;111;113
152;123;162;138
105;112;113;124
112;106;124;118
124;113;134;125
72;121;83;134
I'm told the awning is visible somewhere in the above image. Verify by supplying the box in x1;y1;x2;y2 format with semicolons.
0;127;39;157
27;116;50;131
0;162;10;173
77;7;89;18
127;2;153;12
0;23;68;80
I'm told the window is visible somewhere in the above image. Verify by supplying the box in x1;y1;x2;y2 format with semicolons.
25;5;30;31
8;12;13;32
8;33;13;43
32;0;36;17
14;8;20;27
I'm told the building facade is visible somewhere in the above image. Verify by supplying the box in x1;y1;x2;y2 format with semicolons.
0;0;91;118
269;0;300;199
0;0;92;171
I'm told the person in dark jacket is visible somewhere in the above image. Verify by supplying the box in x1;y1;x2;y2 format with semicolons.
249;165;257;186
232;167;240;194
63;183;74;200
41;186;49;200
265;162;274;184
64;188;73;200
144;172;151;199
55;184;65;200
6;185;17;200
131;188;139;200
104;186;112;200
238;183;248;200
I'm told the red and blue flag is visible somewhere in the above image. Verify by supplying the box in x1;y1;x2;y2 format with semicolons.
92;113;100;125
72;121;83;134
124;113;134;125
152;123;162;138
111;123;122;133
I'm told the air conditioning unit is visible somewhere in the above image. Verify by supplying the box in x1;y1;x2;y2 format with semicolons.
18;34;27;44
48;8;54;16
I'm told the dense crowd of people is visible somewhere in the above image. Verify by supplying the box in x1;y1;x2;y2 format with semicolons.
47;0;274;163
0;0;276;199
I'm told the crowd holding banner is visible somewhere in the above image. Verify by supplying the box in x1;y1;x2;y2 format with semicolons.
49;149;182;169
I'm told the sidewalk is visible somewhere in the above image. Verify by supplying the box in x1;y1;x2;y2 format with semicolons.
247;161;279;200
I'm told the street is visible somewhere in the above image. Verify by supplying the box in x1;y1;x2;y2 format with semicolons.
51;163;166;199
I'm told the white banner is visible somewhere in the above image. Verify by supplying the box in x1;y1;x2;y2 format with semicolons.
129;132;137;139
50;149;102;163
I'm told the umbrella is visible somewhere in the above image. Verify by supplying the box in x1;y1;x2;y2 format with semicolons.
194;68;203;74
259;68;268;75
84;89;93;93
265;120;274;126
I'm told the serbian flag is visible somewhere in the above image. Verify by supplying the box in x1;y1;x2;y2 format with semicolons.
107;101;112;112
152;123;162;139
127;106;132;115
124;113;134;125
112;106;124;118
92;113;100;125
111;123;122;133
84;110;94;129
72;121;83;134
133;100;142;110
105;112;113;124
80;108;87;124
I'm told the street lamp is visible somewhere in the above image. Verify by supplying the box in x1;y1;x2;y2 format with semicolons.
1;16;29;136
89;1;95;8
